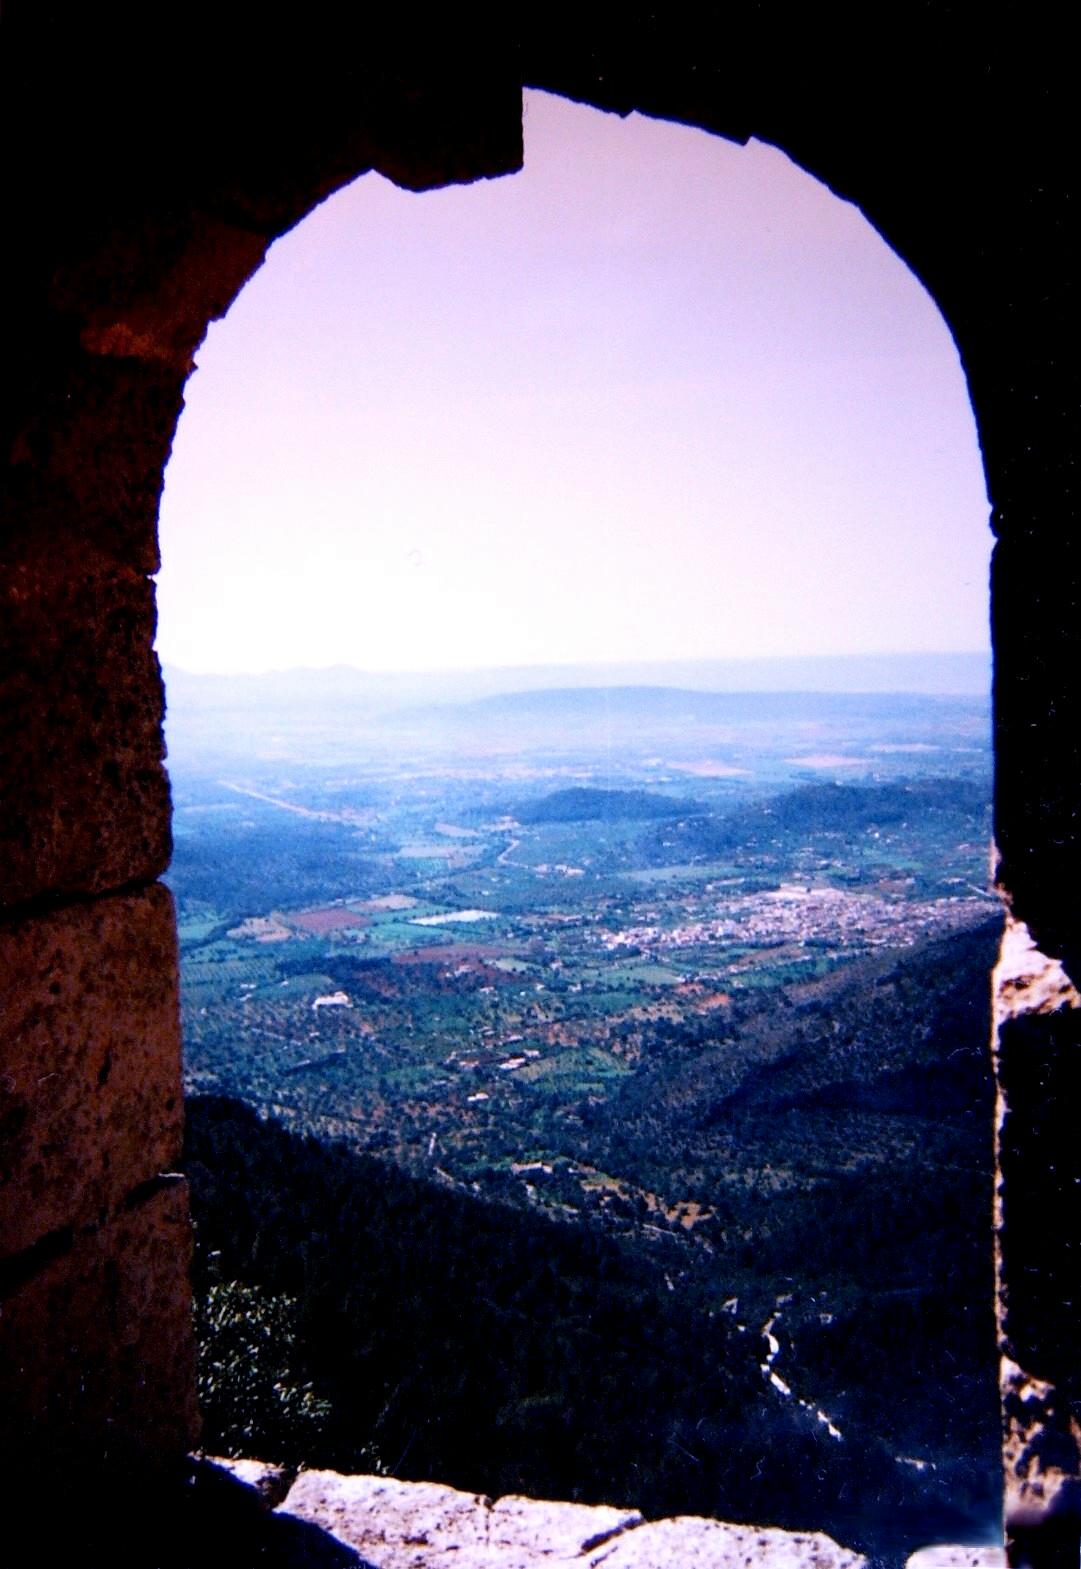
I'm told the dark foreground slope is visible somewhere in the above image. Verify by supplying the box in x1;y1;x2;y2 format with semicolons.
188;1097;779;1511
572;919;1004;1526
187;906;1002;1567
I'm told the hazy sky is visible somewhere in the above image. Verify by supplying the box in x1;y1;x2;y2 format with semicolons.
156;90;990;676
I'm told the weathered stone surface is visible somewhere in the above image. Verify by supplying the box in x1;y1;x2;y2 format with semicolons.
279;1470;865;1567
0;883;182;1255
52;211;271;373
993;918;1081;1547
0;536;170;906
282;1472;500;1561
993;918;1081;1023
0;1176;198;1458
906;1549;1007;1568
593;1517;865;1568
489;1493;642;1558
212;1454;296;1508
6;348;187;574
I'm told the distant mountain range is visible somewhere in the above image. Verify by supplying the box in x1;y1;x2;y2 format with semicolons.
162;651;990;718
421;684;984;726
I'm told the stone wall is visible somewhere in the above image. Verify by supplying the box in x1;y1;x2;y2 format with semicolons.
1;11;1075;1564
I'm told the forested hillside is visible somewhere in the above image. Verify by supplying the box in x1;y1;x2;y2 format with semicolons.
187;918;1000;1566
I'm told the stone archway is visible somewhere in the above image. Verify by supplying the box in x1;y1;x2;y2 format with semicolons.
1;13;1075;1564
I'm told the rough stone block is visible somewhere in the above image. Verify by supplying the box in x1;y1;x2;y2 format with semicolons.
906;1552;1006;1568
0;1176;198;1460
0;535;170;907
6;348;187;575
0;884;182;1255
279;1471;867;1567
51;210;271;373
993;919;1081;1541
593;1516;866;1568
283;1471;495;1558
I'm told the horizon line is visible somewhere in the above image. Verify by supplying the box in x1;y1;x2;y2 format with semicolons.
161;649;992;682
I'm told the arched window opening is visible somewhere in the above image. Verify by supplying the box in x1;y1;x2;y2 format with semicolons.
156;91;998;1561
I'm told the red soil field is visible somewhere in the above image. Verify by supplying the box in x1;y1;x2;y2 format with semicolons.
290;907;371;935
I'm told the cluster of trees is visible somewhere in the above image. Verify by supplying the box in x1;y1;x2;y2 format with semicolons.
168;814;384;919
514;787;696;824
640;777;991;864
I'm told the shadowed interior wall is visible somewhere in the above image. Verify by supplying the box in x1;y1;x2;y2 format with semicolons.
0;11;1074;1560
